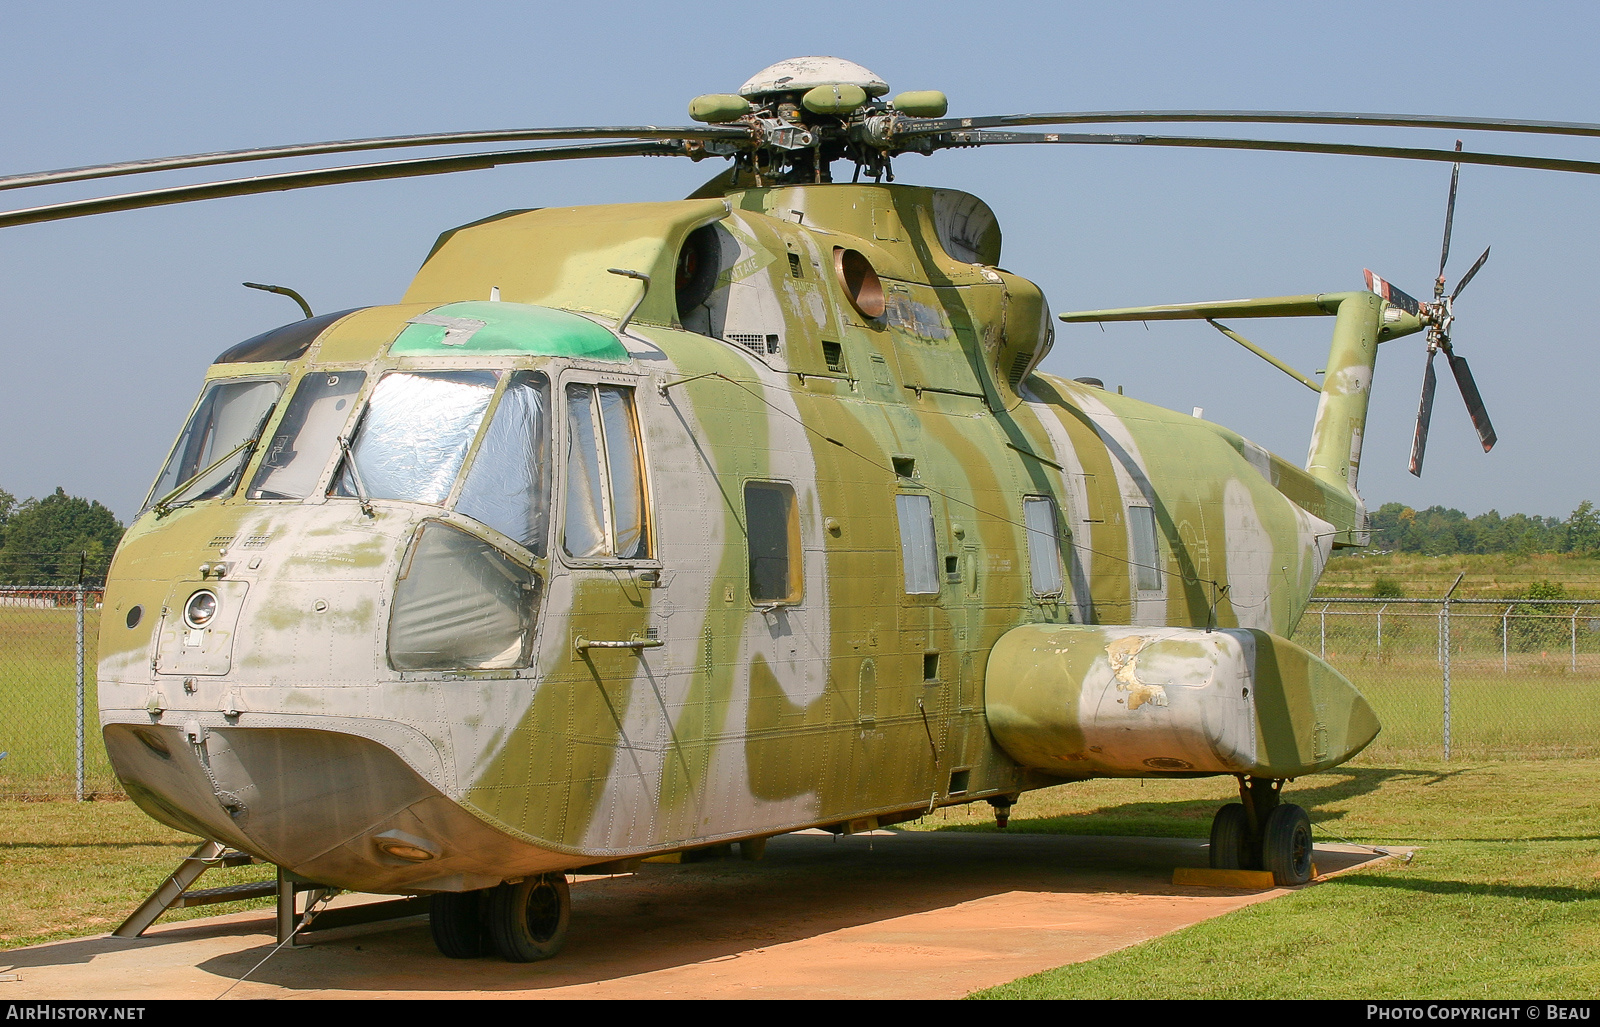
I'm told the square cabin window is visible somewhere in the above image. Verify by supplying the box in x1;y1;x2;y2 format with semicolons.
896;493;940;595
1024;496;1064;597
745;482;801;604
1129;505;1163;591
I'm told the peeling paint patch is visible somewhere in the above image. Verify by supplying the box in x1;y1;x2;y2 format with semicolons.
1106;635;1168;710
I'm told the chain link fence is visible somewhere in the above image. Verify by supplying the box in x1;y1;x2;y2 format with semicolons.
1297;597;1600;761
0;584;118;799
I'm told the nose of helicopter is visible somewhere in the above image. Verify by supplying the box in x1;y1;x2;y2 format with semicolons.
103;721;566;892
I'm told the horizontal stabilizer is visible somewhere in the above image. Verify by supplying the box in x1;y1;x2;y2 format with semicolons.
1060;293;1349;323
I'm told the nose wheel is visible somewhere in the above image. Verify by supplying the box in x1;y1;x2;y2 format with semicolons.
1208;778;1315;886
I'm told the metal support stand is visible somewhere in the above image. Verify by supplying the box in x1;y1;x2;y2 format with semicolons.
117;844;434;943
113;841;277;938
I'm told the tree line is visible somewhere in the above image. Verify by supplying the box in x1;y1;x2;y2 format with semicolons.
0;486;125;585
1368;501;1599;557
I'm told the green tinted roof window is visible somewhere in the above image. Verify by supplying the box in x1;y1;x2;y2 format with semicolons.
389;301;628;361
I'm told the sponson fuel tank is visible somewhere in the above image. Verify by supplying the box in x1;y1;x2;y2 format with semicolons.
985;624;1380;779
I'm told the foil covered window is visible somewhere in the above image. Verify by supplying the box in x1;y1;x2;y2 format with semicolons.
146;378;283;512
456;372;552;556
1024;496;1064;597
248;371;366;500
895;493;940;595
388;520;537;671
563;383;648;560
334;370;496;505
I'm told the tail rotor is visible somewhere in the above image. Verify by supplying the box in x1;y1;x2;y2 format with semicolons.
1365;140;1498;477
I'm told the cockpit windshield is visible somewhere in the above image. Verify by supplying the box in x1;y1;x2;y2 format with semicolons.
228;365;553;557
144;378;283;514
248;371;367;500
332;370;497;505
455;372;551;556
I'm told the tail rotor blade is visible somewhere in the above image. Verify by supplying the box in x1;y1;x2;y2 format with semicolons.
1409;349;1439;476
1450;246;1491;302
1438;140;1463;287
1445;349;1498;452
1365;268;1422;316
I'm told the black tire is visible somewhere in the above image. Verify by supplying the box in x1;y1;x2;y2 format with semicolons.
430;890;488;959
1261;803;1314;886
1208;802;1256;870
487;874;570;962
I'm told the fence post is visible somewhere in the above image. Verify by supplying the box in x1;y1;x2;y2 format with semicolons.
1503;605;1512;674
75;582;86;802
1320;605;1326;658
1573;607;1581;673
1441;574;1464;761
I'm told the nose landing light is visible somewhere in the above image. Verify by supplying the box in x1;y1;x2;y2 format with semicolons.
183;589;218;629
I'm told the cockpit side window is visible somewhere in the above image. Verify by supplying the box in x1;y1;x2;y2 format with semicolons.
145;378;283;513
562;383;649;560
248;371;366;500
331;370;496;505
456;372;552;556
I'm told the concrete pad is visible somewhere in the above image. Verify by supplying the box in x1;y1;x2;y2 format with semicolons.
0;831;1388;1000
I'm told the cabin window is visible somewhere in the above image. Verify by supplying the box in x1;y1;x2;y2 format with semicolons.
895;493;940;594
248;371;366;500
146;378;284;513
745;481;801;604
456;372;552;556
1129;505;1162;590
563;383;648;560
388;520;536;671
1024;496;1064;597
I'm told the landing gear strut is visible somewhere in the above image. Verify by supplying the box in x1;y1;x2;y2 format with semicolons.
1208;777;1314;886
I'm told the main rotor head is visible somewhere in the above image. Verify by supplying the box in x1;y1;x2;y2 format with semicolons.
688;56;948;184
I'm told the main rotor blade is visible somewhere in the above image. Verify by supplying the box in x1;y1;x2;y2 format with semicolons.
1450;247;1491;302
1410;349;1439;477
1439;141;1462;286
0;140;692;229
926;130;1600;178
1445;350;1498;452
898;109;1600;140
0;125;750;193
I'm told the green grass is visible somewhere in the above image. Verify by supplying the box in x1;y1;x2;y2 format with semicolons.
1320;551;1600;599
0;606;118;799
922;761;1600;999
5;762;1600;1000
0;797;274;949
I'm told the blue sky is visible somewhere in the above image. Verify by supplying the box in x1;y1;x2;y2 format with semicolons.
1;1;1593;522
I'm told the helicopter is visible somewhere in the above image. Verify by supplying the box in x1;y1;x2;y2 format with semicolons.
6;55;1590;962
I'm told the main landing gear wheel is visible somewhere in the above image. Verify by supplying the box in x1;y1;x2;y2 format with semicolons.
1261;803;1315;886
1208;802;1257;870
487;873;571;962
430;889;489;959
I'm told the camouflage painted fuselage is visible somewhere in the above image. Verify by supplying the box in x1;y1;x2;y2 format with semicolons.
98;182;1378;893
